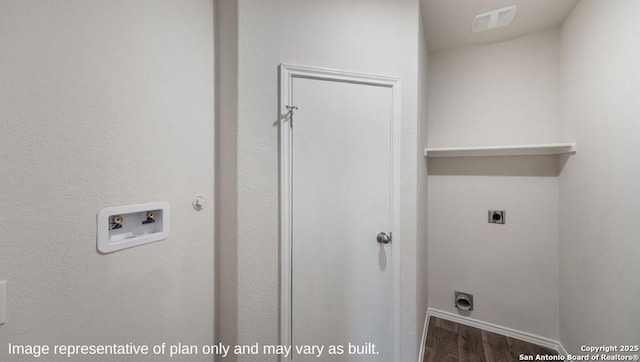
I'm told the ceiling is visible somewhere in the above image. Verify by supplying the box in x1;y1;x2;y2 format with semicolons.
421;0;579;52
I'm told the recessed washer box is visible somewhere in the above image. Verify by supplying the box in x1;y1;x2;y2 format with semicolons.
97;202;170;253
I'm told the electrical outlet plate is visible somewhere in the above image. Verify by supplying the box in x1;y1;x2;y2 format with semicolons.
488;210;505;224
97;202;170;253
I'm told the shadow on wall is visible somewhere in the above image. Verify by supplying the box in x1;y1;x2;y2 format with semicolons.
428;155;571;177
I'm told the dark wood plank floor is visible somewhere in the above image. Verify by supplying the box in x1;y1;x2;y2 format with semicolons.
424;316;559;362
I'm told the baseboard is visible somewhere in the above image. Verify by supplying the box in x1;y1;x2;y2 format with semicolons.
557;342;568;356
419;307;567;360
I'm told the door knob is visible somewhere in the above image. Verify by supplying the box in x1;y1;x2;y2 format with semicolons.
376;232;391;244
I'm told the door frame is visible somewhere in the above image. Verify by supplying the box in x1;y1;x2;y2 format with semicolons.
279;64;401;361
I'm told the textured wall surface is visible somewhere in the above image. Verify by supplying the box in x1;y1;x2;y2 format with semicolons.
428;175;559;339
428;28;561;148
0;1;215;361
559;0;640;353
226;0;422;360
427;28;562;340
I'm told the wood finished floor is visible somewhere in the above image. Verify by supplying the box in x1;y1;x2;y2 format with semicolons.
424;316;559;362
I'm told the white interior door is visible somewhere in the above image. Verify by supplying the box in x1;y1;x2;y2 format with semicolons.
280;65;400;362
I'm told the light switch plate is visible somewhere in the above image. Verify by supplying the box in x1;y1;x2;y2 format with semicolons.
0;280;6;325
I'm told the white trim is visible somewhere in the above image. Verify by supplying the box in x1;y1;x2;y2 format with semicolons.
425;142;577;158
390;75;402;362
557;342;569;356
279;64;294;358
279;64;401;362
418;308;430;362
419;308;567;360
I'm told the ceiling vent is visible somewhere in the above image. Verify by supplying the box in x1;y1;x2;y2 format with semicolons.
472;5;517;33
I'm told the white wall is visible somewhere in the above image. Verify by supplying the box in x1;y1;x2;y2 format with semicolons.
559;0;640;353
427;28;561;339
428;28;561;148
0;1;215;361
428;176;559;338
220;0;422;360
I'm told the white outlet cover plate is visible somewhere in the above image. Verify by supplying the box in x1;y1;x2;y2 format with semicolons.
97;202;170;253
